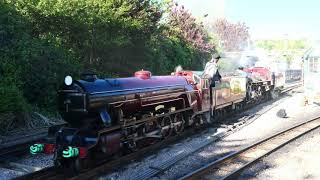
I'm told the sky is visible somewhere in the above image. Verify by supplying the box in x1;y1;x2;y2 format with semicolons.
177;0;320;40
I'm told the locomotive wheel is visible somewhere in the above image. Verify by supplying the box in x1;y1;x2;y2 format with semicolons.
246;84;252;101
73;157;90;172
215;110;222;119
145;119;158;133
159;115;173;139
173;113;185;134
271;90;280;99
73;158;87;172
235;104;239;111
58;158;88;176
257;86;263;102
203;112;211;124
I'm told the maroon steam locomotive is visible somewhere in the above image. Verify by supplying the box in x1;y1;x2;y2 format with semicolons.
29;67;299;172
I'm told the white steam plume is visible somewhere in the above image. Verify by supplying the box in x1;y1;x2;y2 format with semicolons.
175;65;183;73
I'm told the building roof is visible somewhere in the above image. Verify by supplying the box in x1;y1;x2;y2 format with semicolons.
303;47;320;59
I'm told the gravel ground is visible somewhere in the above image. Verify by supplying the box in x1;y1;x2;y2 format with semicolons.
152;92;320;180
98;90;320;180
0;168;25;180
16;154;54;169
0;154;53;180
239;126;320;180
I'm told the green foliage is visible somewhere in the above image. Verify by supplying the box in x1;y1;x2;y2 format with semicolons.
254;39;310;65
0;81;30;114
149;34;207;74
10;0;163;76
0;0;215;126
255;39;309;51
0;1;80;115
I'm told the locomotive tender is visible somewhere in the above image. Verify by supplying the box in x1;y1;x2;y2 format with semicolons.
29;67;300;172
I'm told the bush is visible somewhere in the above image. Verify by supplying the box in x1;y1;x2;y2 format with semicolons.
0;81;30;114
0;80;30;133
0;0;216;128
0;2;80;116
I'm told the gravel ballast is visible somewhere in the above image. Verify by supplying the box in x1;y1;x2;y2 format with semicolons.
239;126;320;179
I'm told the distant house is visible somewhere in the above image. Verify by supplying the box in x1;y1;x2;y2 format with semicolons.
303;47;320;102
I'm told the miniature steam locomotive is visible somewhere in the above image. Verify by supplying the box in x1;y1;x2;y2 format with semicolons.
29;67;301;172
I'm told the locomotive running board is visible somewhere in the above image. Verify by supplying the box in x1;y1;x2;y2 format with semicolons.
144;135;162;139
134;130;162;141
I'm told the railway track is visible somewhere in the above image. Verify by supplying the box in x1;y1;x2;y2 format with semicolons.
0;129;49;165
0;122;66;158
0;131;48;176
15;126;202;180
13;108;263;179
0;124;67;177
180;116;320;180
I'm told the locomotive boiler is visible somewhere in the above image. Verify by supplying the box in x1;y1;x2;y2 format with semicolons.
58;71;198;128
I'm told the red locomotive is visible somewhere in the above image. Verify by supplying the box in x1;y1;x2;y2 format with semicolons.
29;67;300;172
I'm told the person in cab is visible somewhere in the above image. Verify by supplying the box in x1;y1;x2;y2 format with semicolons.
203;54;222;87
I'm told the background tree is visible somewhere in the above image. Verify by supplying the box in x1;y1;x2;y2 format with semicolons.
149;2;214;73
0;0;216;129
254;39;310;66
209;18;249;51
167;3;214;53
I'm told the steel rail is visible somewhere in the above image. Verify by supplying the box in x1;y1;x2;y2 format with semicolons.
0;129;51;164
13;167;57;180
180;116;320;180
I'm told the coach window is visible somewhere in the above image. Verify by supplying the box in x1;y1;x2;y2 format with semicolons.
314;57;319;72
204;79;209;89
206;79;210;88
309;57;313;72
193;74;200;85
309;57;318;73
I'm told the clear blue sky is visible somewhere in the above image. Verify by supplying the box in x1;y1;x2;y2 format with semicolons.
177;0;320;40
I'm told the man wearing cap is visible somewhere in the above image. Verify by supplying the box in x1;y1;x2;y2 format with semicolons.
203;54;222;119
203;54;222;87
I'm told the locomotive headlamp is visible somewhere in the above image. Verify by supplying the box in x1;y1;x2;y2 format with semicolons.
64;75;73;86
